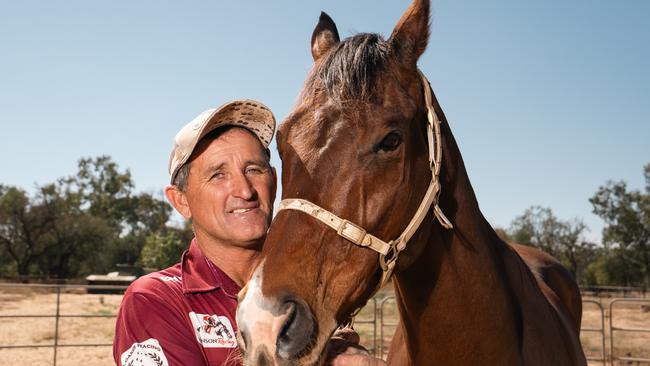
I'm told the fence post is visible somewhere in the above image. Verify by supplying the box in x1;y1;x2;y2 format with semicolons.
53;286;61;366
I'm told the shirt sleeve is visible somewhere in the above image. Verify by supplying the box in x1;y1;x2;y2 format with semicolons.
113;291;207;366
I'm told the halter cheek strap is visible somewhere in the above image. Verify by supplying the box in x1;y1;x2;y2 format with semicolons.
276;70;453;289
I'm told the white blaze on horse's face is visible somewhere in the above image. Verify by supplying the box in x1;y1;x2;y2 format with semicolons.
237;262;337;365
236;263;277;363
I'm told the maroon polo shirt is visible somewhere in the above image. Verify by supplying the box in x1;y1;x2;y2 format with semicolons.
113;239;242;366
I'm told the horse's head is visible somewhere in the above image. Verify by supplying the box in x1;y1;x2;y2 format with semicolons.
237;1;440;364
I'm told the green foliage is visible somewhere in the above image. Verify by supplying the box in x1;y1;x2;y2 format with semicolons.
2;154;647;289
583;247;645;286
0;186;51;276
508;206;595;281
71;156;135;230
35;182;114;277
140;223;194;269
590;163;650;286
0;156;175;279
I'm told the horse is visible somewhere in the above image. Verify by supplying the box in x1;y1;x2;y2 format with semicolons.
236;0;587;364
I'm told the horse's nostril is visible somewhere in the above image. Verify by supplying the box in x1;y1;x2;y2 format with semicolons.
277;302;296;343
276;299;315;360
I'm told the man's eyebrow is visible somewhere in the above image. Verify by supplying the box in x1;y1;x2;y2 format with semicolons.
205;163;226;176
245;159;270;167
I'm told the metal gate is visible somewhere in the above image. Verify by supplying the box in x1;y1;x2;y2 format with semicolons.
376;296;620;365
609;298;650;365
0;283;126;366
582;299;606;365
379;296;398;358
2;284;648;365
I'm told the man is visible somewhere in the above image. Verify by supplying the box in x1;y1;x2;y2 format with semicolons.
113;99;383;366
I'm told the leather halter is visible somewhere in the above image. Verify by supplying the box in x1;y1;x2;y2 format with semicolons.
276;70;453;288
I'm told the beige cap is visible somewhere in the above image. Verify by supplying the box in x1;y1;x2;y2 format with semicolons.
168;99;276;183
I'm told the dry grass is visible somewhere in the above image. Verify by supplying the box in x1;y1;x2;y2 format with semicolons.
0;286;648;365
580;297;650;365
0;287;121;366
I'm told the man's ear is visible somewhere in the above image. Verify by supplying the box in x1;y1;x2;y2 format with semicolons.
165;185;192;219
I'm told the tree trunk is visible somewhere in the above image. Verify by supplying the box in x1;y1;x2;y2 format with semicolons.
17;261;30;277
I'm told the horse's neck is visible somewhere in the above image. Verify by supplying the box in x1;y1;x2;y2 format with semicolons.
388;112;586;364
390;117;524;364
391;220;524;364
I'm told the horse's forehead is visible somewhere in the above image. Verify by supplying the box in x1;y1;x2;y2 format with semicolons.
279;78;417;175
285;80;413;133
281;103;351;175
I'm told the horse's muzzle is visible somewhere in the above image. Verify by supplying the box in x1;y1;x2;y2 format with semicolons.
237;265;318;365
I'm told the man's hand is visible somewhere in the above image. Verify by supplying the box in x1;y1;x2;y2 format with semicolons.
325;327;387;366
330;348;387;366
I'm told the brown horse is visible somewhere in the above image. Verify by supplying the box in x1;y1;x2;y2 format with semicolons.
237;0;586;365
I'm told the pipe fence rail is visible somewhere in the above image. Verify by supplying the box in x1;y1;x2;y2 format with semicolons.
582;299;606;365
0;283;127;366
1;283;649;365
379;296;398;359
349;298;377;356
374;296;647;365
581;285;647;298
609;298;650;365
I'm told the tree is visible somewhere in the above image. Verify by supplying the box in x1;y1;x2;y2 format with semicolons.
58;156;173;267
36;183;113;278
70;156;135;231
590;163;650;286
0;155;174;278
583;247;644;286
0;186;51;276
509;206;594;280
0;181;115;278
140;222;194;269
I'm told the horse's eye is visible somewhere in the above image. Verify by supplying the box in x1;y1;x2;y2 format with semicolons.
377;132;402;152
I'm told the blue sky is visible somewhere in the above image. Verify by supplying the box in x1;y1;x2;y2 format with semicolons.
1;0;648;242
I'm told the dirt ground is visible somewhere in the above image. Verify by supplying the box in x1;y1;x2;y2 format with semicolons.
0;287;121;366
0;287;649;366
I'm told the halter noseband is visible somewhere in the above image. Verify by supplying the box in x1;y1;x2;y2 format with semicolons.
276;70;453;289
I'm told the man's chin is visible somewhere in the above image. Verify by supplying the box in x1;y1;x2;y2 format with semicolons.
227;228;267;248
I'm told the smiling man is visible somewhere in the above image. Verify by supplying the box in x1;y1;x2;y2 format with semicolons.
112;99;383;366
113;100;277;366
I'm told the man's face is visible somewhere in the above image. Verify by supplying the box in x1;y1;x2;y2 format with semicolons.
182;128;276;248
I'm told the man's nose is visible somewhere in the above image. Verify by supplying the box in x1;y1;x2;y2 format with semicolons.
231;172;255;200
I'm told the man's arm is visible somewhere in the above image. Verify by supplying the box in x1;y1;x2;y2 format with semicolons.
113;291;206;366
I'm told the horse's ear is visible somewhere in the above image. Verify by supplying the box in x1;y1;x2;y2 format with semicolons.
311;12;340;62
389;0;430;66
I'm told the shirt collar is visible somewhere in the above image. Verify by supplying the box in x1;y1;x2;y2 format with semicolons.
181;238;241;297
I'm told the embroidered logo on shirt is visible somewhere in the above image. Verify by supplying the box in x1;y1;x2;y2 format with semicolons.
189;312;237;348
121;338;169;366
159;275;181;283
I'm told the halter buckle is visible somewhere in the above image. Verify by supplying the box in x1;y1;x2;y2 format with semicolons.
337;219;368;246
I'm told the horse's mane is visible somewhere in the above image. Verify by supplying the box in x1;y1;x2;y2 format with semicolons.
305;33;392;102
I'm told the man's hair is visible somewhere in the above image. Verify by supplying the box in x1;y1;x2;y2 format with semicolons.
172;126;271;191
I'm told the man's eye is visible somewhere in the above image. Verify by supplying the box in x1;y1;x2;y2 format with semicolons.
211;172;225;180
377;132;402;152
246;167;264;174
